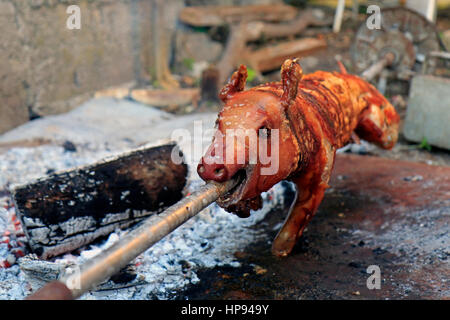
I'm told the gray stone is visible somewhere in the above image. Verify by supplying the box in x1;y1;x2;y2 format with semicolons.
174;28;224;74
403;75;450;150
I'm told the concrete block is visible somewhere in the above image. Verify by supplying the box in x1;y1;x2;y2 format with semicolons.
403;75;450;150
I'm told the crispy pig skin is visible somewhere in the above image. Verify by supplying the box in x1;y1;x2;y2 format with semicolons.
198;59;400;256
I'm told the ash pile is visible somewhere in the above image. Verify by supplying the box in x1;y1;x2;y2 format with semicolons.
0;97;291;299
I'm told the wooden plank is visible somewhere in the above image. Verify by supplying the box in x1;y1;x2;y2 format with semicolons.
245;38;327;72
13;143;188;259
179;4;298;27
216;9;331;83
130;88;200;108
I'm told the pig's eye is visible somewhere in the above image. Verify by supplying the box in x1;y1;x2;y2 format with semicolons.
258;126;270;138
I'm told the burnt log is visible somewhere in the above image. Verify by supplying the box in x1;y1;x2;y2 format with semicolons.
13;143;188;259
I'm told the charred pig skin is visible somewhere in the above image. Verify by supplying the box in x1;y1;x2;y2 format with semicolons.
197;59;400;256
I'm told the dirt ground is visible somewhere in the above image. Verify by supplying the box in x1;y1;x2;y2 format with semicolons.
175;154;449;300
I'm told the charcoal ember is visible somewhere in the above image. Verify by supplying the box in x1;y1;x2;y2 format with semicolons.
0;203;27;268
19;254;147;291
18;255;61;281
12;143;188;259
110;265;137;284
6;252;18;265
62;140;77;153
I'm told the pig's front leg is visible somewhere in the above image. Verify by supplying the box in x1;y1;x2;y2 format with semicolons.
272;140;335;257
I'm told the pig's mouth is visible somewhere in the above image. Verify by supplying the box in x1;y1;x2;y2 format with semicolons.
217;165;255;207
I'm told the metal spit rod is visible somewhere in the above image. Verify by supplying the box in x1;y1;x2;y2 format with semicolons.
27;178;238;300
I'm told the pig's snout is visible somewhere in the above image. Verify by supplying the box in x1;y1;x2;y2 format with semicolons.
197;157;244;183
197;160;228;182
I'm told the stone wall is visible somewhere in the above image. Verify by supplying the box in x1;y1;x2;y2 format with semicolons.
0;0;156;134
0;0;286;134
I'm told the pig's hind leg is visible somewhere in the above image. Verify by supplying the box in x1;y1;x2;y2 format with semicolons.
354;102;399;150
272;140;335;257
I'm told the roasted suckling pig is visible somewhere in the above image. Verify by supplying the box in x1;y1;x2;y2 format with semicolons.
197;59;400;256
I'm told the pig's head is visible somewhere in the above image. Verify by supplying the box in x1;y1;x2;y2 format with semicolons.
197;61;303;217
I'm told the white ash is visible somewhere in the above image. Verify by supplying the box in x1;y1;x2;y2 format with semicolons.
0;144;118;190
12;182;288;300
0;143;119;299
0;98;291;299
336;140;374;155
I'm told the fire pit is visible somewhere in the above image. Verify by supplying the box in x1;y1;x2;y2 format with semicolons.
0;98;291;299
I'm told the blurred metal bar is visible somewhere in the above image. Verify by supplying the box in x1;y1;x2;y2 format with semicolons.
333;0;346;33
361;52;395;81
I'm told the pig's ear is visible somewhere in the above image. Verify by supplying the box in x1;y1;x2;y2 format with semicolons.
219;65;247;102
280;58;303;110
337;60;347;74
